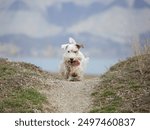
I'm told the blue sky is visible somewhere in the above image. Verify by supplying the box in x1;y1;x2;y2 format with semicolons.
0;0;150;59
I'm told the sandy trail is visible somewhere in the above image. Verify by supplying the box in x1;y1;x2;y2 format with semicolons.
41;77;99;113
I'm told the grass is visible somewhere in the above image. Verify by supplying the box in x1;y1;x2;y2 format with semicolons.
0;88;46;112
90;43;150;113
0;58;49;112
0;64;17;78
91;89;122;113
101;90;116;97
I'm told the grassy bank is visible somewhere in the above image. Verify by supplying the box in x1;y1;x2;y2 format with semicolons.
0;58;49;112
91;45;150;113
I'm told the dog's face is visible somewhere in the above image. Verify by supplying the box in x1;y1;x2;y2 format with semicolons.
61;37;84;65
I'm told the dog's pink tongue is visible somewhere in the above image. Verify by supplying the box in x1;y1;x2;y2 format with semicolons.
72;60;80;66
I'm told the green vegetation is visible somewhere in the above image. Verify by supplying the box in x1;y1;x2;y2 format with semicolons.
0;88;46;112
91;48;150;113
0;58;48;113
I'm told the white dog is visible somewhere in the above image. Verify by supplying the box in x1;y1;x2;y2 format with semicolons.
60;37;89;81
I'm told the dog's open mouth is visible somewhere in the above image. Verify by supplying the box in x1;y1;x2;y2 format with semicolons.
68;60;80;66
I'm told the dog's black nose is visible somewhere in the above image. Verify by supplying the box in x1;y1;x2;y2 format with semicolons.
70;58;74;61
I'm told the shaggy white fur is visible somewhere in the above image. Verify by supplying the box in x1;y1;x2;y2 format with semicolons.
60;37;89;81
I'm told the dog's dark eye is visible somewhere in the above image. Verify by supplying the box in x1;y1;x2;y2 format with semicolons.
68;51;70;53
74;51;77;53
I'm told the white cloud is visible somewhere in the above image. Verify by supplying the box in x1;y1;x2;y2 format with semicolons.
144;0;150;4
0;0;138;13
0;0;15;9
41;45;55;57
22;0;137;11
67;0;114;6
30;45;58;58
0;10;62;38
0;43;20;56
126;0;135;7
67;7;150;44
22;0;115;11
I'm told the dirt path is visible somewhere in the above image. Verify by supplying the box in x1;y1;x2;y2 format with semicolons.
40;77;99;113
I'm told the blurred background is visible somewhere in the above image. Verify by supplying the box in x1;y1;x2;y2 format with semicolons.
0;0;150;75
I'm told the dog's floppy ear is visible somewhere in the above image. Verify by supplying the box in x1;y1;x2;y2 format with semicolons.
69;37;76;44
61;44;69;50
76;44;84;49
